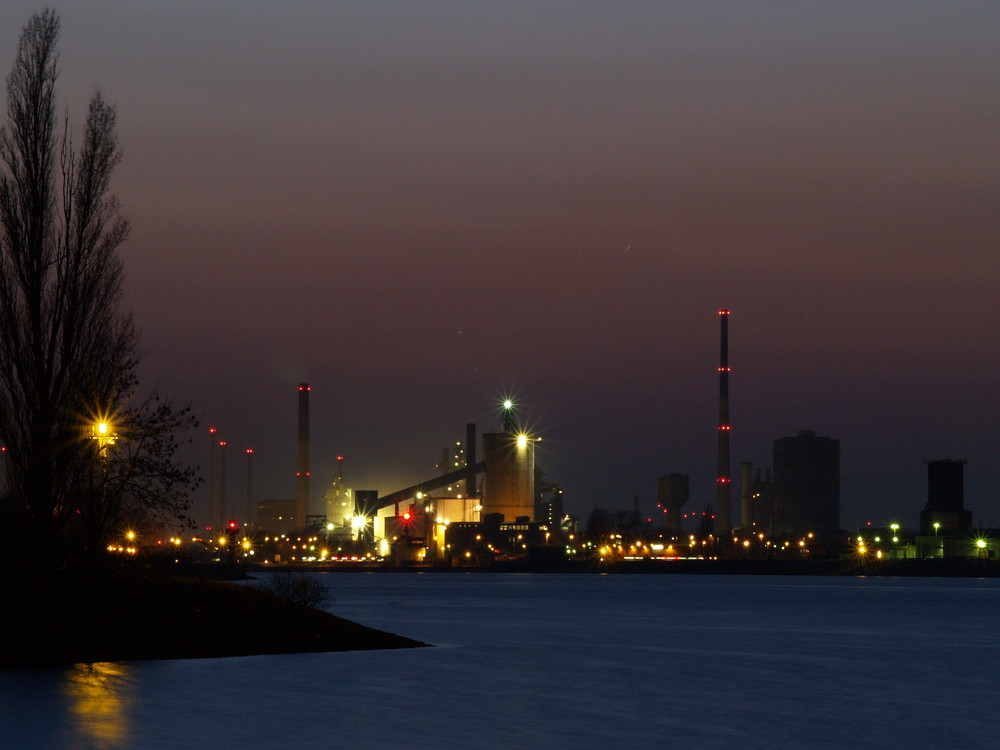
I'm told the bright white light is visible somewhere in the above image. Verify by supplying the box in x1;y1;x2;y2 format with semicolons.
516;434;528;448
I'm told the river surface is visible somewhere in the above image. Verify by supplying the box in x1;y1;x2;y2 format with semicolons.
2;573;999;749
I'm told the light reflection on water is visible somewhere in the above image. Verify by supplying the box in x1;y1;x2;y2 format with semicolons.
61;662;133;749
3;574;1000;749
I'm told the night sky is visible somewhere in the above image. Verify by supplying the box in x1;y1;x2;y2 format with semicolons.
3;2;998;529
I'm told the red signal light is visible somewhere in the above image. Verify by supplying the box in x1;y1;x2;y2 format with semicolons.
227;520;238;530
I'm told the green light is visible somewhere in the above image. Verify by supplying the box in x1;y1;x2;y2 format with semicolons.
976;539;987;549
503;399;513;410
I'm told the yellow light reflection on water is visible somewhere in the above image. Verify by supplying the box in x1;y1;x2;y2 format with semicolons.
62;662;133;748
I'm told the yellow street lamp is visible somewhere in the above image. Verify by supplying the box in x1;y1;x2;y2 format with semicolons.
92;419;117;452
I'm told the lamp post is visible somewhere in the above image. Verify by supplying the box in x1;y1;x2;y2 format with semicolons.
890;523;900;559
93;420;116;454
91;418;118;554
933;522;941;558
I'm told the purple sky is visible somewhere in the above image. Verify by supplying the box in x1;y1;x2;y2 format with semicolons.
3;2;999;529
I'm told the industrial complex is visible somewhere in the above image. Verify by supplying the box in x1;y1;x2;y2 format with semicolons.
170;310;998;569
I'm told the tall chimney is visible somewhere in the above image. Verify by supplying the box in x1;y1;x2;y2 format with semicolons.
716;310;732;535
466;422;477;498
219;440;228;520
297;383;310;529
741;460;753;530
245;448;254;526
208;427;219;529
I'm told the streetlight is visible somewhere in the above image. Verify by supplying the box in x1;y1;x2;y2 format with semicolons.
933;522;941;558
92;419;117;453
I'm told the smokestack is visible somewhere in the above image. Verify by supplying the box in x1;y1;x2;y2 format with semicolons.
741;461;753;530
245;448;254;526
208;427;219;529
297;383;310;529
716;309;732;535
219;440;228;520
466;422;477;497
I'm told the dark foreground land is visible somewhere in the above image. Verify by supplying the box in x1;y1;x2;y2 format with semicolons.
4;570;428;669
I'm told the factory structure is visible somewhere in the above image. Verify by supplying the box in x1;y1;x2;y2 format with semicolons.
207;310;995;567
658;310;844;545
248;389;557;563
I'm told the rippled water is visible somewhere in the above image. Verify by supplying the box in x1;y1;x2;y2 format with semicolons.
3;573;999;749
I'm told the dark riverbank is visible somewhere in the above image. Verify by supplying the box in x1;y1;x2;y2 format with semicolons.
4;571;428;669
267;556;1000;577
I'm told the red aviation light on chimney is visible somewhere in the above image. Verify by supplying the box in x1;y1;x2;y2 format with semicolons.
716;477;731;483
299;385;311;391
209;427;217;434
246;448;253;454
718;309;730;316
219;441;227;447
337;455;344;461
718;366;731;372
718;425;731;431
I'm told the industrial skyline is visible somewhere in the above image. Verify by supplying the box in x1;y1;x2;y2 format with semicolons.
2;2;997;528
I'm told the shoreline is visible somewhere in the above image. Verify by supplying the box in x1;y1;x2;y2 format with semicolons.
4;571;429;670
252;556;1000;577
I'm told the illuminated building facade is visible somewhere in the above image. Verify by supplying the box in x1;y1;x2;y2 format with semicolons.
481;432;535;522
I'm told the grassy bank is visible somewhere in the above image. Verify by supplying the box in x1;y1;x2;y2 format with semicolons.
4;571;428;668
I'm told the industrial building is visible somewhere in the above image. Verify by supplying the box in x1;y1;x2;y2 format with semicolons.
771;430;840;537
919;459;972;534
915;459;983;558
657;473;689;536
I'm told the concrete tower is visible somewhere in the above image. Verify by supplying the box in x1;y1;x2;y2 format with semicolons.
772;430;840;535
657;473;689;536
208;427;220;529
296;383;310;529
481;432;535;522
740;461;753;530
716;309;732;535
920;459;971;532
244;448;254;526
465;422;477;498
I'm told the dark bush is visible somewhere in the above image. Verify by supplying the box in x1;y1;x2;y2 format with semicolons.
261;571;334;609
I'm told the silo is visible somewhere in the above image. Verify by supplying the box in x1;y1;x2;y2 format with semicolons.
481;432;535;522
657;473;689;535
772;430;840;535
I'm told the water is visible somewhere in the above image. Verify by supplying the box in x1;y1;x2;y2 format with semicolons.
3;573;999;749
